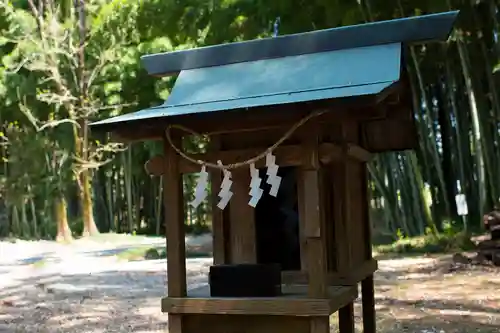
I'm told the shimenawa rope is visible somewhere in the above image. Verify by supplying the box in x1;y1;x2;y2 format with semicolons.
164;111;325;171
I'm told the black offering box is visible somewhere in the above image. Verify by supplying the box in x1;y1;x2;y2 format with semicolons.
208;263;282;297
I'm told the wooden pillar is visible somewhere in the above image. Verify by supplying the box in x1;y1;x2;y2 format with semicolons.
337;122;356;333
210;136;226;264
298;125;329;333
229;168;256;263
360;164;376;333
332;161;351;272
362;275;376;333
163;134;187;333
339;303;356;333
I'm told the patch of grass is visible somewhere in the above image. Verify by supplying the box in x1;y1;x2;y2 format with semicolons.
374;231;476;256
116;246;212;261
116;247;154;261
32;258;48;268
83;232;162;243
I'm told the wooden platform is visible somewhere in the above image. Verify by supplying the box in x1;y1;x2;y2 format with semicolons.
161;285;358;316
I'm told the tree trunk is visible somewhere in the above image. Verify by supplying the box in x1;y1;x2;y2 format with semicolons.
80;172;99;236
73;0;99;237
55;196;73;243
457;38;488;216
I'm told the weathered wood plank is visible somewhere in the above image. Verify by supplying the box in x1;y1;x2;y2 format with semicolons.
281;259;377;285
338;302;355;333
298;122;328;298
209;136;226;265
359;160;377;333
100;100;387;143
162;285;357;316
228;168;256;263
163;134;187;333
163;135;187;297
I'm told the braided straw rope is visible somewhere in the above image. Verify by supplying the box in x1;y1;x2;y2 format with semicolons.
165;111;325;171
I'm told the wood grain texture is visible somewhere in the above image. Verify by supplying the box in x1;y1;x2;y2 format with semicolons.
182;314;312;333
163;134;187;333
162;135;187;297
281;259;377;286
228;168;256;263
161;285;357;316
298;122;328;298
209;136;226;265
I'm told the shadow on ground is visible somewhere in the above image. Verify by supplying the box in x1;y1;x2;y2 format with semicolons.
0;259;211;333
1;254;500;332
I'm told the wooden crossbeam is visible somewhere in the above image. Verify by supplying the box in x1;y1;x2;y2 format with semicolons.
144;143;372;176
281;259;378;286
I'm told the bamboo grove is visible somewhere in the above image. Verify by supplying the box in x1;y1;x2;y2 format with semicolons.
0;0;499;242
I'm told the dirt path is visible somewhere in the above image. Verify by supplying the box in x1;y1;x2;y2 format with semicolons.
359;256;500;333
1;238;499;332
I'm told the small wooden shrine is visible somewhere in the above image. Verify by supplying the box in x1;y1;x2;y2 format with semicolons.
91;11;459;333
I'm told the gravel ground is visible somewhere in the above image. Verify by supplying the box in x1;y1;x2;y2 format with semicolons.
1;236;499;332
0;235;211;333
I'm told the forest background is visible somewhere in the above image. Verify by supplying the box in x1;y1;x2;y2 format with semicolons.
0;0;499;251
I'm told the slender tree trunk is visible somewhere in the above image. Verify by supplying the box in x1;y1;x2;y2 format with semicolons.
436;82;458;221
29;196;38;238
20;199;30;238
55;196;73;243
456;38;487;216
80;175;99;236
11;206;20;237
123;148;134;232
74;0;99;237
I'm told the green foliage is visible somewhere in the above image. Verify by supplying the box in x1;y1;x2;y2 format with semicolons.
1;0;500;243
185;223;211;236
375;231;476;255
116;245;212;261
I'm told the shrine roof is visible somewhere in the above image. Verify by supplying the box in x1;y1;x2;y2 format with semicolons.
91;11;459;130
141;11;458;77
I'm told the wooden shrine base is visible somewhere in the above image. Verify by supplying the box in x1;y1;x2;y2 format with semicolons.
161;284;357;316
180;314;327;333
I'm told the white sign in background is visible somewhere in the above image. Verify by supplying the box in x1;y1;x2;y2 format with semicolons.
455;194;468;216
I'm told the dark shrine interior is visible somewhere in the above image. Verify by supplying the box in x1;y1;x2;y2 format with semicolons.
254;166;301;271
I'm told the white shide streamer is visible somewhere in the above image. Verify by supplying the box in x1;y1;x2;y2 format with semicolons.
217;160;233;210
190;165;208;208
265;152;282;197
248;163;263;207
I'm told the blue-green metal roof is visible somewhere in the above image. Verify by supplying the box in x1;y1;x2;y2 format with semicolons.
92;43;401;127
141;11;458;76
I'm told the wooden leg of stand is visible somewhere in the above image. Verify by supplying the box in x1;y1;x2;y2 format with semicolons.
168;314;183;333
310;317;330;333
362;275;376;333
338;302;355;333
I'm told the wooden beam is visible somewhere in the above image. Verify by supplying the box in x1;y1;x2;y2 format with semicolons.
360;163;377;333
209;136;226;265
228;168;257;263
281;259;377;286
298;122;328;298
162;135;187;297
162;134;187;333
161;284;357;317
99;101;387;143
347;144;373;162
362;275;376;333
338;303;355;333
144;143;371;176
